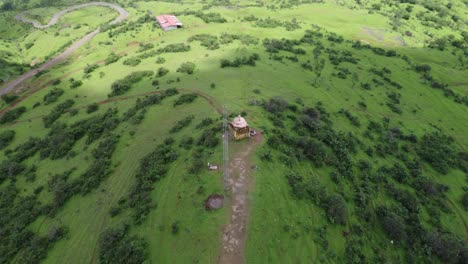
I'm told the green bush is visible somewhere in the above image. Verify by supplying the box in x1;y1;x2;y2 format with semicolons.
69;79;83;89
87;103;99;114
43;88;64;105
157;67;169;77
0;130;15;150
123;57;141;67
326;194;347;225
105;52;120;65
0;106;26;124
170;115;194;133
109;71;153;97
83;64;99;74
1;94;18;104
43;100;75;128
173;93;198;107
188;34;219;50
156;57;165;64
177;62;196;74
220;53;260;68
99;224;147;264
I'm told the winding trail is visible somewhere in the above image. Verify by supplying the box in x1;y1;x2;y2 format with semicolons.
0;2;128;96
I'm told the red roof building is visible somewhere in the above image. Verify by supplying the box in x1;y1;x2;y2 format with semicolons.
156;14;183;31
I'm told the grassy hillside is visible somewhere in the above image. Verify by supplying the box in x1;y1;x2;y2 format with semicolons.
0;0;467;263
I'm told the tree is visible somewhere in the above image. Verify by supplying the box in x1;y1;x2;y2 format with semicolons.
326;194;347;225
378;208;407;243
462;192;468;211
176;62;196;74
264;97;288;113
425;231;466;263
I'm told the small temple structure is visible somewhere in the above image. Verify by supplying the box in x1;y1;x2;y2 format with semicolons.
229;115;250;141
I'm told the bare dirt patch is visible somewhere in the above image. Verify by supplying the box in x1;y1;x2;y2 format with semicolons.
218;133;263;264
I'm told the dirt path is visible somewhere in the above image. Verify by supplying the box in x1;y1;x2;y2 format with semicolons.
218;133;263;264
0;2;128;96
15;2;128;29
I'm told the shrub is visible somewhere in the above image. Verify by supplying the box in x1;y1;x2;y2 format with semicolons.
326;194;347;225
196;127;220;148
462;192;468;211
69;79;83;89
128;144;178;224
43;100;75;128
171;221;180;234
220;53;259;68
109;71;153;97
87;103;99;114
43;88;64;105
0;106;26;124
123;57;141;67
263;38;304;54
377;207;407;242
177;62;196;74
170;115;194;133
0;130;15;150
156;57;165;64
105;52;120;65
1;94;18;104
158;43;190;53
83;64;99;74
425;231;466;263
179;11;226;23
188;34;219;49
157;67;169;77
417;132;457;174
264;97;288;113
173;93;198;107
99;225;147;264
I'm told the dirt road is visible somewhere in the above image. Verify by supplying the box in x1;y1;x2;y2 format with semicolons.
0;2;128;96
218;133;263;264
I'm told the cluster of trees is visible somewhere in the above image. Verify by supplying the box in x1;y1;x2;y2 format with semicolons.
43;99;75;127
122;89;178;125
109;71;153;97
173;93;198;107
43;88;64;105
0;106;26;124
134;43;190;62
220;53;260;68
176;11;227;23
69;78;83;89
169;115;194;133
157;43;191;53
99;224;147;264
188;34;219;50
219;33;259;46
261;96;468;262
176;62;196;75
0;179;67;263
253;17;301;31
122;57;141;67
286;173;348;225
105;52;120;65
1;93;18;104
128;141;178;224
83;64;99;74
263;38;306;54
0;130;15;150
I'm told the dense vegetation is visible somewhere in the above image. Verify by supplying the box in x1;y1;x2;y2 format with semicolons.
0;0;466;263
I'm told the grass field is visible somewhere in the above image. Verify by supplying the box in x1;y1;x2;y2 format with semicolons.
0;0;467;263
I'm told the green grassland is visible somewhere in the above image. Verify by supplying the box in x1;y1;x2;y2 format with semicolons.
0;0;467;263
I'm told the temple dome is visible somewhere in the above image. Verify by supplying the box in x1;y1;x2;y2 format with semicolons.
231;115;248;128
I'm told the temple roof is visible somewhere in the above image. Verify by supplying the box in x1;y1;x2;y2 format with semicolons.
231;115;248;128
